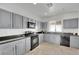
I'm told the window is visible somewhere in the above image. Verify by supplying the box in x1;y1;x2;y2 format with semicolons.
48;21;62;32
49;24;56;32
56;25;62;32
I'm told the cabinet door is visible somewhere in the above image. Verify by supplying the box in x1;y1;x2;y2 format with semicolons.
44;34;60;44
23;17;29;28
63;18;78;29
25;37;31;52
0;9;11;28
0;42;14;55
15;39;26;55
70;36;79;48
48;34;60;44
51;34;60;44
12;13;23;28
44;34;49;42
44;34;51;43
39;34;44;44
40;22;43;31
41;22;47;31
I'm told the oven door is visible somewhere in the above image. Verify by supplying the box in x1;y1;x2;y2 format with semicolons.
60;36;70;47
30;35;39;50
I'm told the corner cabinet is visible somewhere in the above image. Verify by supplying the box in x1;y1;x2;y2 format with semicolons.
44;34;61;45
12;13;23;29
0;9;12;28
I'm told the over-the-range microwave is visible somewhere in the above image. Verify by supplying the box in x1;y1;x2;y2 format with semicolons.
27;22;36;28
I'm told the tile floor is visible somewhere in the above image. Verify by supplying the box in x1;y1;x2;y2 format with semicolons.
26;42;79;55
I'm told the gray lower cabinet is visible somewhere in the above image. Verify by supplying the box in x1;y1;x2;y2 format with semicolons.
43;34;50;42
0;9;12;28
12;13;23;29
39;34;44;44
14;39;26;55
70;36;79;48
25;37;31;53
44;34;55;43
0;42;14;55
0;38;27;55
44;34;60;45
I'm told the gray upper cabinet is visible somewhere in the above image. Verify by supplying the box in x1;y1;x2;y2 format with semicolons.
36;21;40;31
23;17;29;28
0;9;12;28
40;22;43;31
63;18;78;29
0;9;38;29
41;22;47;31
36;21;43;31
12;13;23;29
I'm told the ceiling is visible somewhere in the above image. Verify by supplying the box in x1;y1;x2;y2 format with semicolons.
14;3;79;17
0;3;79;21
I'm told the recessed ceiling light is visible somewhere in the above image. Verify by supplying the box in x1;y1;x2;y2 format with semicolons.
33;3;37;5
46;3;53;8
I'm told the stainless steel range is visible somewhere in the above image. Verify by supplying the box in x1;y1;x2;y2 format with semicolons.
30;35;39;50
24;31;39;51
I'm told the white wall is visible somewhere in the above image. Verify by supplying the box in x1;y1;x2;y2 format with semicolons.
47;11;79;34
0;29;38;37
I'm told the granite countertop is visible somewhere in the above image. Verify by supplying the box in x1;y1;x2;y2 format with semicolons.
0;34;24;41
0;34;32;44
70;35;79;37
0;32;79;44
0;36;25;44
43;32;78;36
0;33;39;44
